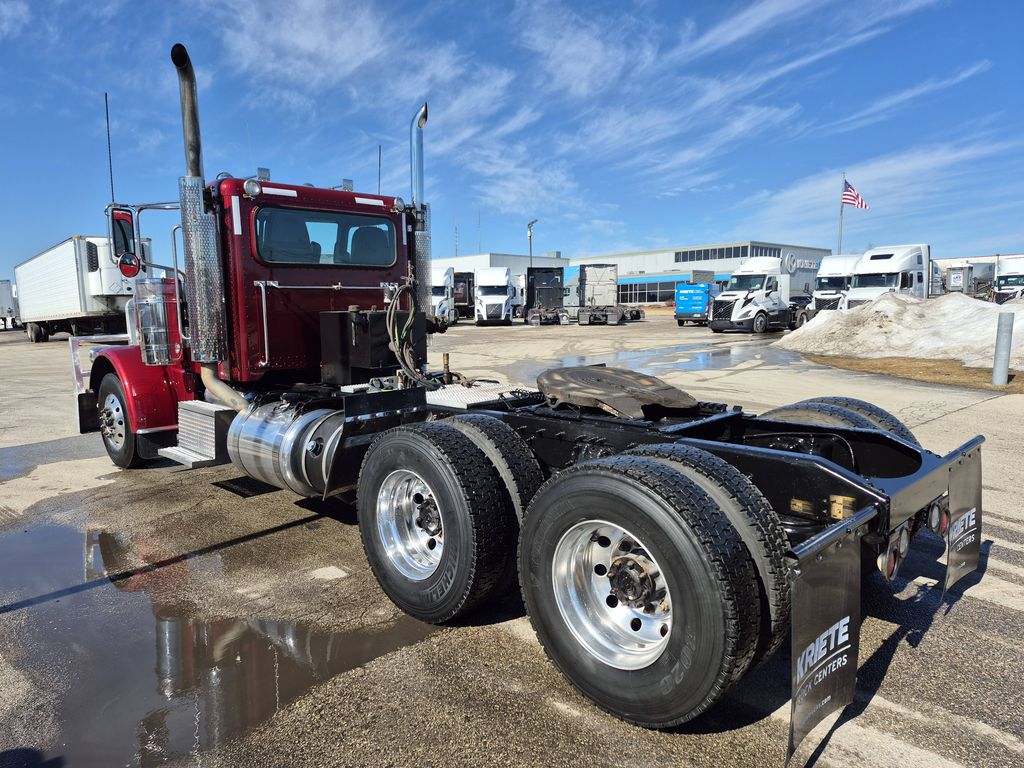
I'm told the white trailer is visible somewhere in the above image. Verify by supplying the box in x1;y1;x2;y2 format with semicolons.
474;266;515;325
993;255;1024;304
842;244;931;309
15;235;142;342
0;280;17;329
430;267;458;324
809;254;860;311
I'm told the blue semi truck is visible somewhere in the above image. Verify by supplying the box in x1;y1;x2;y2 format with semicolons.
674;282;720;326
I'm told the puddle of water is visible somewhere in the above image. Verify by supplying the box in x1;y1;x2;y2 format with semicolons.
0;522;435;766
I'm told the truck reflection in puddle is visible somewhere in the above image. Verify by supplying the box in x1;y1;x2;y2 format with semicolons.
0;522;434;767
81;528;436;765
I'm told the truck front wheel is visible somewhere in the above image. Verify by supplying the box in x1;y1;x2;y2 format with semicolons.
752;312;768;334
519;455;760;727
97;373;143;468
357;422;517;623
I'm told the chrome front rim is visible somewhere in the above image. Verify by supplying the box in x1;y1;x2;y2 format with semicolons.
377;469;444;581
552;520;672;670
99;392;127;450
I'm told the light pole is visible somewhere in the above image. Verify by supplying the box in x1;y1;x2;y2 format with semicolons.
527;219;538;268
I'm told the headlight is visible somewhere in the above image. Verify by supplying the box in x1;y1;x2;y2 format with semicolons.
393;197;405;212
243;179;262;197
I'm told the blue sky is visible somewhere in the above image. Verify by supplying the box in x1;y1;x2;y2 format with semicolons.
1;0;1022;282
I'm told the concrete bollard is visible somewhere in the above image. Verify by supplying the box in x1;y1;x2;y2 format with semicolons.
992;312;1014;386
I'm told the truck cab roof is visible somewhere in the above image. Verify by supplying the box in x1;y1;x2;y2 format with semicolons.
853;244;928;275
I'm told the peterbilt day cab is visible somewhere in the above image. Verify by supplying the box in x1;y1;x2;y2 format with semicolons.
78;45;985;760
842;244;931;309
809;253;860;312
474;266;515;325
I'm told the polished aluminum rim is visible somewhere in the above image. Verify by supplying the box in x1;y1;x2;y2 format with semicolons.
99;392;127;450
552;520;672;670
377;469;444;581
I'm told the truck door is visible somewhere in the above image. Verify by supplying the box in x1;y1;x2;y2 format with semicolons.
765;276;784;316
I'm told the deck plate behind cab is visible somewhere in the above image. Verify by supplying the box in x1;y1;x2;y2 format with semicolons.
536;366;698;419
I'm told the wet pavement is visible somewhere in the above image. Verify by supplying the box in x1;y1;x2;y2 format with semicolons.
1;316;1023;767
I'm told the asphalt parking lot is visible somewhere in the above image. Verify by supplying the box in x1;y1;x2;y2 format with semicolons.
1;314;1022;767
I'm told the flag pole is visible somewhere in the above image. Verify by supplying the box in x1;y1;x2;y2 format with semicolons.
837;171;845;255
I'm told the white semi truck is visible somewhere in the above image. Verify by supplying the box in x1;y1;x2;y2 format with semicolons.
709;255;814;333
842;244;931;310
474;266;515;325
0;280;17;329
809;254;860;311
15;233;146;342
992;255;1024;304
430;267;458;324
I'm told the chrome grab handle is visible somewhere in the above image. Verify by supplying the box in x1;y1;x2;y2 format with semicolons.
170;225;190;342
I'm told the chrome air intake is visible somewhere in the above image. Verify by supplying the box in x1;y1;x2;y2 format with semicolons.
172;43;226;363
410;103;432;316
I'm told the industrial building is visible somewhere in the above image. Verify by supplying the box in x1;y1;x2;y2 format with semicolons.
432;240;830;304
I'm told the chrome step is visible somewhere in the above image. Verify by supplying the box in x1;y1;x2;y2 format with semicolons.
158;400;235;467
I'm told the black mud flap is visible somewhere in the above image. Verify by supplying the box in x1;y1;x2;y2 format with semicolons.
945;446;983;591
786;507;875;762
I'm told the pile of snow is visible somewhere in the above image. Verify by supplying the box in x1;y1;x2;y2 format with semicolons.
775;292;1024;369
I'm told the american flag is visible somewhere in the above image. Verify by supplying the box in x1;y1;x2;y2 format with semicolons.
841;180;869;209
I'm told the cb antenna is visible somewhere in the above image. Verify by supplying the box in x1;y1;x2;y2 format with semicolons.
104;92;115;203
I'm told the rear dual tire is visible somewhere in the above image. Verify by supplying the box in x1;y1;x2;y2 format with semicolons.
519;454;763;727
357;416;541;623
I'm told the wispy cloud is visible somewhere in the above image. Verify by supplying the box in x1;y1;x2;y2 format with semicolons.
514;0;655;99
670;0;824;64
218;0;395;90
819;60;992;134
0;0;29;39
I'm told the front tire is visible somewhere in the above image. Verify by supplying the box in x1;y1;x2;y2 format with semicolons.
519;455;760;727
358;422;517;623
97;373;143;468
677;319;686;327
752;312;768;334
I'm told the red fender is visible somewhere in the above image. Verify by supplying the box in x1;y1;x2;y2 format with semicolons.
89;346;190;432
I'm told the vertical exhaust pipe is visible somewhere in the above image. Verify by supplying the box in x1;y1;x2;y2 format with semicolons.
409;103;431;315
171;44;247;412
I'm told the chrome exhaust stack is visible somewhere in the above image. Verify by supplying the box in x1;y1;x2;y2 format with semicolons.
409;103;432;315
171;44;246;412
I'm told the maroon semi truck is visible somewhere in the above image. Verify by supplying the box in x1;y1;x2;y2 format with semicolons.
76;44;984;757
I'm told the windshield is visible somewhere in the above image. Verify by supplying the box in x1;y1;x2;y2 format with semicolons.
815;276;848;291
726;274;765;292
479;287;509;297
255;207;395;266
997;275;1024;288
852;272;898;288
431;286;447;297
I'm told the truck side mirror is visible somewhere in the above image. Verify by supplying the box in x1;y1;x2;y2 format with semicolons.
110;208;136;259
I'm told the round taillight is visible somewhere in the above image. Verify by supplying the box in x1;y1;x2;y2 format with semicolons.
898;527;911;558
928;503;942;532
118;252;141;279
887;549;898;578
940;510;950;536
